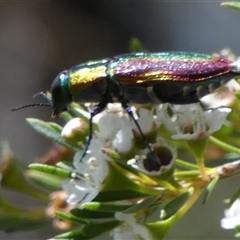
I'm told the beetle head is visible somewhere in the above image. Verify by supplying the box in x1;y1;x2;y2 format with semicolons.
51;70;73;118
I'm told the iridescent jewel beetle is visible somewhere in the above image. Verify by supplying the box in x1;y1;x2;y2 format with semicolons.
12;52;240;171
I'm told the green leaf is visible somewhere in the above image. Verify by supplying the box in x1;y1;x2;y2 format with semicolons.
0;210;48;232
129;38;147;52
102;161;161;196
202;176;219;204
228;185;240;207
26;169;64;191
54;228;85;239
82;220;122;237
55;221;121;239
71;208;114;219
222;2;240;11
101;148;122;161
48;122;62;133
29;163;72;178
175;158;198;170
82;202;131;213
60;111;73;122
161;192;190;220
56;211;89;224
123;195;160;213
93;190;149;202
146;220;171;240
69;103;89;120
209;136;240;156
235;224;240;232
174;170;200;180
0;150;49;201
27;118;79;152
56;161;73;171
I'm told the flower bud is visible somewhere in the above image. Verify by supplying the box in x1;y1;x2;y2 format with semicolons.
61;118;89;148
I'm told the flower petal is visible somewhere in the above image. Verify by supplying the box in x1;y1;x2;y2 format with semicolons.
221;199;240;229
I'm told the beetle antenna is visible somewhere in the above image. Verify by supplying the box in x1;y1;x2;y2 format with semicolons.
33;91;52;102
11;103;51;111
12;91;53;111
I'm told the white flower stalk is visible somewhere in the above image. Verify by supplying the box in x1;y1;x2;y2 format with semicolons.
221;199;240;230
112;212;150;240
157;103;231;140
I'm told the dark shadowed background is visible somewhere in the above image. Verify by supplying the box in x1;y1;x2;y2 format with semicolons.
0;1;239;239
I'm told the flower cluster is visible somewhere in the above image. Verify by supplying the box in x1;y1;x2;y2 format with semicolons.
49;95;235;239
2;46;240;239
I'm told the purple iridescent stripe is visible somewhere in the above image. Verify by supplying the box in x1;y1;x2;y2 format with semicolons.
109;52;232;84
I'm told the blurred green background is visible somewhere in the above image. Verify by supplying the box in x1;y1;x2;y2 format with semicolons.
0;1;239;239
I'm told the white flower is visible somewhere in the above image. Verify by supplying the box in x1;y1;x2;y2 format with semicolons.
62;138;109;204
206;48;240;107
112;212;150;240
61;104;138;204
97;113;129;141
221;199;240;229
62;179;99;205
201;79;240;108
112;125;134;154
97;113;134;153
157;103;231;140
214;48;237;61
130;137;176;176
130;108;157;135
62;103;162;202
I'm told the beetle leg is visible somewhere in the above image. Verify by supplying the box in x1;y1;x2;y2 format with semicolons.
121;100;161;171
80;97;110;162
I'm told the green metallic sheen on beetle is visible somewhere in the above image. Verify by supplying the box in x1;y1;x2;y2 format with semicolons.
50;52;240;117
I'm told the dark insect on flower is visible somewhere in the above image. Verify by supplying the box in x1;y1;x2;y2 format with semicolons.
12;52;240;170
